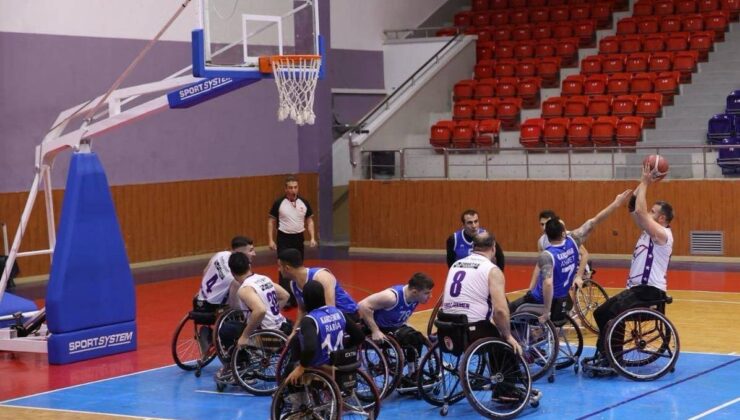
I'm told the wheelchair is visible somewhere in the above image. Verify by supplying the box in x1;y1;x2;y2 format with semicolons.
271;347;381;419
373;327;434;396
581;295;680;381
573;271;610;334
511;303;583;383
276;333;392;400
212;309;289;394
416;312;541;418
171;301;224;377
426;295;444;338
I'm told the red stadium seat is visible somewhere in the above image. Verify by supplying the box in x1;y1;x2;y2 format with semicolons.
660;15;683;33
552;22;574;39
612;95;638;117
676;0;698;13
475;100;498;120
602;54;627;74
584;74;609;96
591;3;614;29
476;28;493;44
689;31;715;61
530;7;550;24
512;25;534;42
587;95;613;117
520;117;546;147
537;57;561;88
721;0;739;21
638;17;660;35
495;59;518;77
644;33;667;53
476;119;502;148
492;26;513;41
454;11;473;27
636;93;663;128
649;52;674;72
475;60;496;79
654;0;675;15
654;71;681;105
518;77;542;108
452;120;479;148
544;117;570;147
476;41;495;61
616;116;644;146
592;116;619;146
607;72;632;95
551;6;570;22
581;55;603;76
497;77;519;97
510;0;527;8
673;50;698;82
666;32;690;52
619;35;643;55
633;1;654;16
490;0;509;10
556;38;579;67
630;72;656;94
535;39;557;58
495;41;515;59
565;95;589;117
542;96;565;118
533;24;553;40
682;14;705;32
472;0;490;12
516;58;539;77
514;40;537;59
510;10;530;25
474;78;497;98
617;17;638;35
453;80;477;101
626;53;651;73
490;11;509;27
430;120;455;148
698;0;720;12
573;20;597;48
599;36;621;54
704;11;729;42
472;11;491;27
562;74;586;96
570;5;591;21
453;100;479;121
568;116;594;146
497;97;523;130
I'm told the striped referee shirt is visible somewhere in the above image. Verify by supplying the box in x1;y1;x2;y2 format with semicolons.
269;195;313;234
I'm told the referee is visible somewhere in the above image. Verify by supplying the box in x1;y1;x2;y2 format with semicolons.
268;175;317;307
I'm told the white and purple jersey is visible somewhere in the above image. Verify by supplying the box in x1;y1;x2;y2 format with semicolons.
238;273;286;330
443;253;495;323
302;306;346;367
373;285;419;329
198;251;233;305
291;268;359;314
627;228;673;291
532;236;580;302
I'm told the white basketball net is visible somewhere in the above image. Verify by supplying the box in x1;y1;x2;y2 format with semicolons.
272;56;321;126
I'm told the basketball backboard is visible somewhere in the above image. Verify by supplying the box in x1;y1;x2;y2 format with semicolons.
192;0;321;79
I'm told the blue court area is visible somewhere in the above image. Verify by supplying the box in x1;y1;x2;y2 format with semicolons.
3;351;738;419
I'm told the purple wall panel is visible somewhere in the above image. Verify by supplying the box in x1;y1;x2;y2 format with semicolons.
328;49;385;90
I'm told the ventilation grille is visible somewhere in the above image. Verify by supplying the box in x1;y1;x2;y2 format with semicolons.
689;231;724;255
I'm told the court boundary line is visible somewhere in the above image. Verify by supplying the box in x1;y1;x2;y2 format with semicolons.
0;404;171;419
575;358;740;419
688;396;740;419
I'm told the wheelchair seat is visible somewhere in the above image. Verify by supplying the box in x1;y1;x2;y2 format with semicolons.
434;312;470;356
331;347;361;392
188;310;217;325
637;294;673;313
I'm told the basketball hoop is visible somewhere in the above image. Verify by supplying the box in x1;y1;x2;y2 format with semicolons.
260;55;321;126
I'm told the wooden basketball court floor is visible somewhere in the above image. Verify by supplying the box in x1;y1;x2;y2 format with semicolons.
0;256;738;419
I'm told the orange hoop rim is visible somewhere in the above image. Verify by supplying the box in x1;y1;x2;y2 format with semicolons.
258;54;322;74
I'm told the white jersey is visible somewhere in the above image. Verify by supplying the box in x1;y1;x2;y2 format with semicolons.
442;253;495;323
198;251;233;304
238;273;287;330
627;228;673;291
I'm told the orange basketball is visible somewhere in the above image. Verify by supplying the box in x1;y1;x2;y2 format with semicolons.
643;154;669;181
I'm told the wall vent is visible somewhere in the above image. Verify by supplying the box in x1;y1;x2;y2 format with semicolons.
689;231;724;255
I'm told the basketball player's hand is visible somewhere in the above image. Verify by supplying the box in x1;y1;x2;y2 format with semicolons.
642;162;658;184
573;276;584;289
286;365;305;385
614;189;633;206
309;239;317;248
371;330;387;343
538;312;550;324
505;335;523;356
269;240;277;251
237;335;249;347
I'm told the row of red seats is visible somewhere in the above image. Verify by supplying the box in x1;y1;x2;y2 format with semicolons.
473;20;597;45
454;78;542;106
616;13;729;41
520;116;646;147
455;4;614;28
581;52;698;80
562;71;684;97
471;0;627;12
430;119;502;149
542;93;664;127
451;98;526;122
598;32;713;60
473;58;562;86
477;38;580;67
632;0;739;19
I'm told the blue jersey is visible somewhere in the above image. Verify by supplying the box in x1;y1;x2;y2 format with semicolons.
532;236;580;302
453;228;486;261
291;268;359;314
302;306;346;367
373;285;419;329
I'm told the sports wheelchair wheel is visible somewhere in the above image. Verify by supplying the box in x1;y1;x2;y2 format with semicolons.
271;368;342;420
574;279;609;334
171;312;217;372
605;307;680;381
554;315;583;371
461;338;533;419
510;312;558;381
392;334;434;396
339;369;381;419
416;342;466;408
375;336;404;396
359;337;391;400
213;309;246;363
426;295;443;338
231;329;288;395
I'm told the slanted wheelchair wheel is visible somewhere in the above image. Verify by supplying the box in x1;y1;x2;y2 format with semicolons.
416;342;466;407
271;368;342;420
426;295;444;338
605;307;680;381
396;335;435;396
274;334;299;384
231;329;288;395
171;314;217;371
574;279;609;334
377;336;404;396
341;369;381;420
213;309;246;363
510;312;558;381
460;338;532;419
359;337;392;400
555;315;583;370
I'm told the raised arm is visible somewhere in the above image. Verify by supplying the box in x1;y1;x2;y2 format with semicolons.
570;189;633;246
489;266;522;356
632;163;669;245
358;290;397;342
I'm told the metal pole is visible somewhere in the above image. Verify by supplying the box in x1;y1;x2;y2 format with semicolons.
567;148;572;180
42;166;56;263
525;151;530;179
611;149;615;179
399;150;405;179
444;149;449;179
1;223;7;256
702;147;707;178
485;151;489;179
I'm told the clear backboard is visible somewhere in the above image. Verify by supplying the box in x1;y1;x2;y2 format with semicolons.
192;0;321;79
